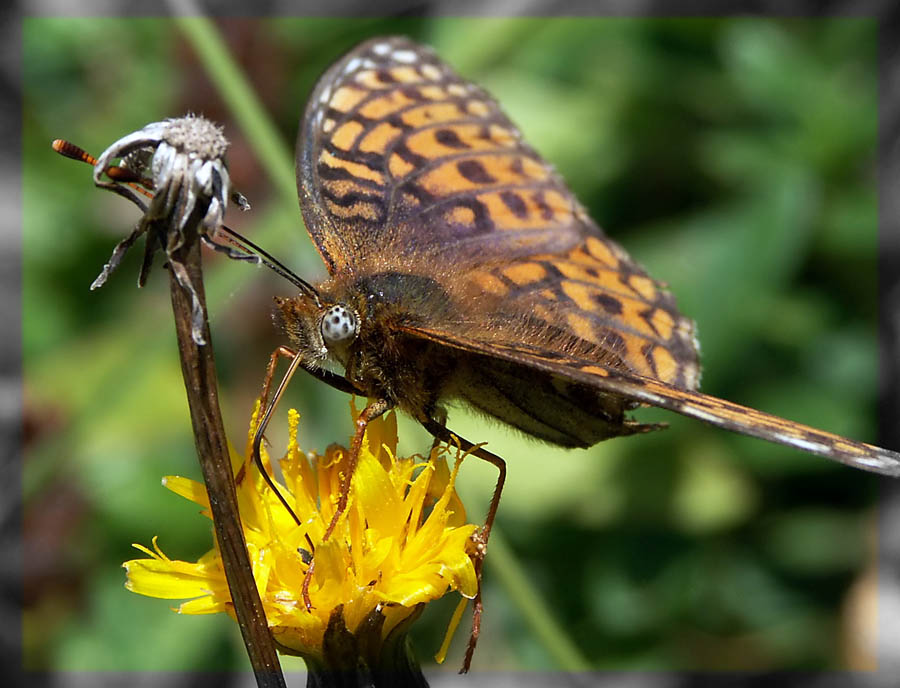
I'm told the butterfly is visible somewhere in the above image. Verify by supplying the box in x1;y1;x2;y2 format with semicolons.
251;35;900;671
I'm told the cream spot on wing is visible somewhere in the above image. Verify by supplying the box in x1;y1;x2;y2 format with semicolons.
421;63;442;80
392;49;418;63
777;435;830;454
686;407;722;425
343;57;362;74
467;100;491;117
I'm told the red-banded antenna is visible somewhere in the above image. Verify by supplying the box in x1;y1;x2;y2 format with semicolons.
52;139;154;199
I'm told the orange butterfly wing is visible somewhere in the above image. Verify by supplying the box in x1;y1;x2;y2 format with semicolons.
400;324;900;477
456;239;700;389
298;36;699;389
296;36;898;476
298;36;588;272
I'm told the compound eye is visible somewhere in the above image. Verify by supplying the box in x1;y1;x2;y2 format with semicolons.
320;305;358;344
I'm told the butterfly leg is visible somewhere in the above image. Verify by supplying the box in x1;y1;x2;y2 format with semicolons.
244;346;371;595
301;397;393;610
420;418;506;673
247;347;308;529
258;346;298;413
245;343;365;487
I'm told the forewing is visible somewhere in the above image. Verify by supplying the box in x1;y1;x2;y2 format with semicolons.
297;35;592;273
401;325;900;477
457;237;700;389
299;36;700;387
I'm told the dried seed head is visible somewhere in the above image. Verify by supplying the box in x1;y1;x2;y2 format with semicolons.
156;115;229;160
93;114;234;241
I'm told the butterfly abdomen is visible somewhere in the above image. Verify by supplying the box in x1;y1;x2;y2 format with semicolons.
451;353;660;447
337;267;673;445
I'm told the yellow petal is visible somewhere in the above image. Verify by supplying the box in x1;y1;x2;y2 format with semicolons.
123;558;223;600
178;596;230;615
353;450;402;535
162;476;209;511
125;405;478;659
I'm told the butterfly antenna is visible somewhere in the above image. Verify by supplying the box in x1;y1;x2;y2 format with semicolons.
218;225;322;306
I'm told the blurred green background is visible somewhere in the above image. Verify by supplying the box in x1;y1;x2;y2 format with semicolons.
23;16;884;675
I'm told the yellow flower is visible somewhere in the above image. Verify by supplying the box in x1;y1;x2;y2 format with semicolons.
124;401;478;660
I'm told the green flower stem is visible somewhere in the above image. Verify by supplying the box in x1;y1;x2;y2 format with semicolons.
173;15;298;209
488;528;592;672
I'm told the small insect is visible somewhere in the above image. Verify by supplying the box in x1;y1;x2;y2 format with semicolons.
52;117;256;345
245;36;899;671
